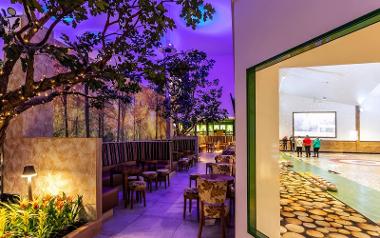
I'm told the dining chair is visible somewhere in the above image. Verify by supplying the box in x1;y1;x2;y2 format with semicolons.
211;163;232;176
197;178;228;238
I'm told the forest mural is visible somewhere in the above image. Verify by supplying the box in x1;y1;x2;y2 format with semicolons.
53;86;166;141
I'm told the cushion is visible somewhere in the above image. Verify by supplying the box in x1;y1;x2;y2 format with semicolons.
142;171;158;179
204;203;229;219
184;187;199;199
129;181;146;191
157;169;170;175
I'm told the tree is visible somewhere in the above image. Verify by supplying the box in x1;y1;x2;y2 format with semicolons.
151;50;228;136
0;0;215;147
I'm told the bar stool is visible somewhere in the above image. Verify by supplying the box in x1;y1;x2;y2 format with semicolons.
189;173;200;188
142;171;158;192
127;180;147;209
157;169;170;188
178;158;190;171
183;187;199;220
205;162;213;174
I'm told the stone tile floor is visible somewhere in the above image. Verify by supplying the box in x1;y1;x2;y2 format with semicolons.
96;152;235;238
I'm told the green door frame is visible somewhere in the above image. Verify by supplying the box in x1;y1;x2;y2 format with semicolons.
246;9;380;237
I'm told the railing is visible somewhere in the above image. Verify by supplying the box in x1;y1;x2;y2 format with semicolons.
102;137;198;169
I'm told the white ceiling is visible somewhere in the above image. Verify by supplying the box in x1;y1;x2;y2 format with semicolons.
280;63;380;106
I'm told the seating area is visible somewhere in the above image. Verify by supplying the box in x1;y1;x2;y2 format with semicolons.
97;151;235;238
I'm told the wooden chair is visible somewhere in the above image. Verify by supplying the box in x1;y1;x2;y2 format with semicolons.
142;171;158;192
189;173;200;188
157;169;170;188
197;178;229;238
183;187;199;220
127;180;147;209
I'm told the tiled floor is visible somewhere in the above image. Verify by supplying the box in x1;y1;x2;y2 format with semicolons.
96;152;235;238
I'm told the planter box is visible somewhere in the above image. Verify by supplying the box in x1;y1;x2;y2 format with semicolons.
64;220;101;238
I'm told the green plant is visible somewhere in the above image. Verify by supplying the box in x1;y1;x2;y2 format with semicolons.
0;193;84;238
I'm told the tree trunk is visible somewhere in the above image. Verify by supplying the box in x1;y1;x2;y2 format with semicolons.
0;119;11;197
98;110;102;138
98;108;104;138
155;98;159;139
63;94;69;137
84;84;90;138
117;99;121;142
120;102;126;141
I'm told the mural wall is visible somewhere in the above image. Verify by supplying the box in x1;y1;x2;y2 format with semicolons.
52;87;167;141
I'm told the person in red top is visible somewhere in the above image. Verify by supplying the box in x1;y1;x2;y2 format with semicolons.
303;135;312;158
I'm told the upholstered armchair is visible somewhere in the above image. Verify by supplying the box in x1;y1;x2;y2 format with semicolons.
197;178;229;238
211;163;232;176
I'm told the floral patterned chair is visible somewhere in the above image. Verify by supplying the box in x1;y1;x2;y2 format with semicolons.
197;178;229;238
127;180;147;209
211;163;232;176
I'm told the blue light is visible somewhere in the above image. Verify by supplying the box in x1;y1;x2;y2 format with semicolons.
42;6;74;23
191;5;212;27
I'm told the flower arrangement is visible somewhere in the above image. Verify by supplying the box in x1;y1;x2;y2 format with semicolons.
0;193;85;238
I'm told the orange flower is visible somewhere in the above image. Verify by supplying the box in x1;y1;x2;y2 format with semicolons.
66;195;73;203
55;200;64;211
31;199;39;210
42;194;53;203
19;199;29;209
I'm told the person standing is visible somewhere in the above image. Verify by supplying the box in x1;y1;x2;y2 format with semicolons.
282;136;288;151
303;135;312;158
313;137;321;158
290;136;295;151
295;136;303;157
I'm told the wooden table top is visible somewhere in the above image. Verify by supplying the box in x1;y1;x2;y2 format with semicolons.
198;174;235;182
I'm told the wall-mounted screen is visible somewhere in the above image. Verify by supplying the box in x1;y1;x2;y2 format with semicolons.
293;112;336;138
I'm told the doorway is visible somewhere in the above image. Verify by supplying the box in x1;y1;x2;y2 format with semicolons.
247;9;380;238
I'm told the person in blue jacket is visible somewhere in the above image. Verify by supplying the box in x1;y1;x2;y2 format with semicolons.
313;137;321;158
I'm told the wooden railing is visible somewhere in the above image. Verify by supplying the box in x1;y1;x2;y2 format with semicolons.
102;137;198;168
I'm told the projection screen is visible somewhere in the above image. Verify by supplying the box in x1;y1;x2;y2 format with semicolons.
293;112;337;138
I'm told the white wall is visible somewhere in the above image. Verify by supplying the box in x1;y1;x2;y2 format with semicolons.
233;1;380;237
360;94;380;141
280;94;357;141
